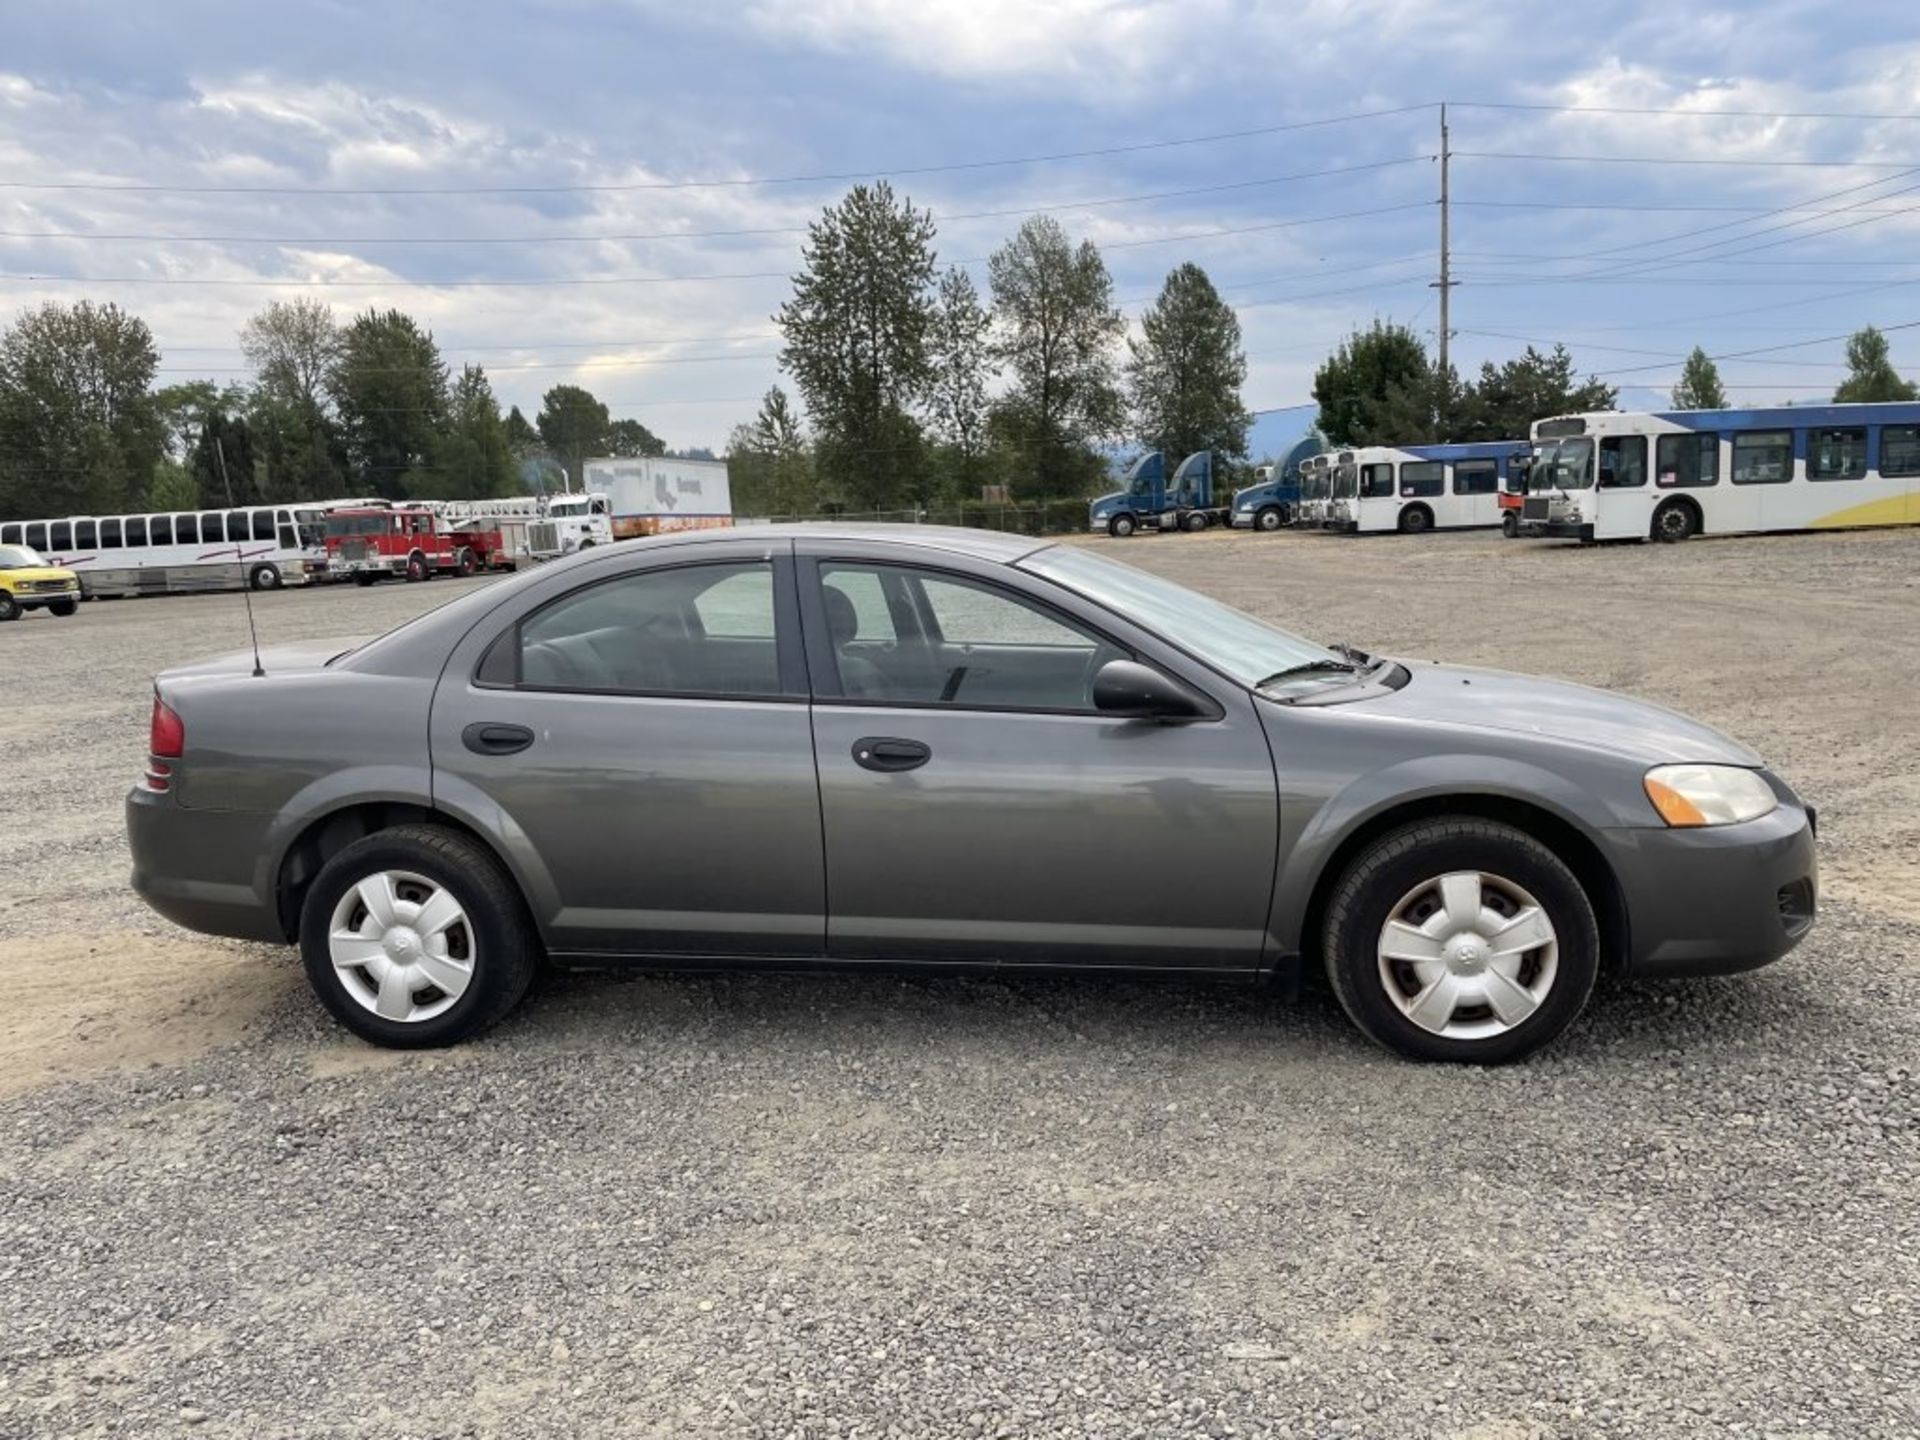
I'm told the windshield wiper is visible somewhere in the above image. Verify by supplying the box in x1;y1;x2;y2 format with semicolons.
1255;658;1359;688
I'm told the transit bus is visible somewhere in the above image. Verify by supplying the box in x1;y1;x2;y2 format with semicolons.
1294;452;1338;528
0;504;329;595
1523;403;1920;542
1325;440;1533;534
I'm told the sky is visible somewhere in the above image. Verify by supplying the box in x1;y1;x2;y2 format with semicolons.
3;0;1919;459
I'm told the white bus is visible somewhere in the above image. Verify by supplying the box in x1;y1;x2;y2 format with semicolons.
1294;453;1339;528
1326;440;1532;534
0;504;329;595
1523;403;1920;542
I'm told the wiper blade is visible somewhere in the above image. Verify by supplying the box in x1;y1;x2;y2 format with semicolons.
1255;659;1358;688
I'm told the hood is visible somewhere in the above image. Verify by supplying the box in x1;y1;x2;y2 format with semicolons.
161;636;372;681
1089;491;1124;514
3;566;78;584
1356;661;1763;767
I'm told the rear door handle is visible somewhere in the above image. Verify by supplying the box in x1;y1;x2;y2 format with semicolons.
852;737;931;772
462;722;535;756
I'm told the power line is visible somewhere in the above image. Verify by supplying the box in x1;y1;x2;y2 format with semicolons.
1454;199;1920;213
0;104;1438;197
1447;100;1920;122
1588;317;1920;378
1455;150;1920;169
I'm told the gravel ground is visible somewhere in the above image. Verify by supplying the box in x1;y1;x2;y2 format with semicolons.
1;528;1916;1439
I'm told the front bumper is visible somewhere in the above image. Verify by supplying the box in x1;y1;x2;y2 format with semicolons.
1230;513;1256;529
1541;519;1594;541
1601;798;1817;978
10;588;80;608
127;787;287;944
1326;519;1358;533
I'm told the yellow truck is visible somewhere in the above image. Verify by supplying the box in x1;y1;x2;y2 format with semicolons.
0;542;81;622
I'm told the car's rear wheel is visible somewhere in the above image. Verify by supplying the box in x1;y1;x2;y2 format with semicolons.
49;599;77;617
299;825;540;1048
1322;818;1599;1063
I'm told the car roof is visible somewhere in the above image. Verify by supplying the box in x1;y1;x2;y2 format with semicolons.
631;522;1050;564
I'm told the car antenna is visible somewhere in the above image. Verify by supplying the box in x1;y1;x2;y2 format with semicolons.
213;438;267;678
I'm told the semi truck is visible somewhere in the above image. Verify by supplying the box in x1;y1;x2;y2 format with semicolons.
1229;435;1323;532
1088;451;1233;537
581;457;733;539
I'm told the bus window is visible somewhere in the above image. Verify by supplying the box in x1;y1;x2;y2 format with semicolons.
252;509;276;541
1656;434;1718;488
1598;436;1647;489
25;523;48;550
0;524;19;544
125;517;147;546
100;519;122;549
178;514;202;544
1732;430;1793;484
1453;460;1498;495
149;516;172;545
226;510;251;546
1808;427;1867;480
75;519;99;548
1359;463;1395;498
1883;425;1920;477
51;521;73;550
1399;462;1443;497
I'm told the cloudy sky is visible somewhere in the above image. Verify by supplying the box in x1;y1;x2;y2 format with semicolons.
3;0;1919;455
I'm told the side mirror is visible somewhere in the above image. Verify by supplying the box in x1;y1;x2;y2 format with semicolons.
1092;659;1209;721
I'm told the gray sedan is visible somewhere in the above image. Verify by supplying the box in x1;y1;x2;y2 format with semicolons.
127;525;1816;1063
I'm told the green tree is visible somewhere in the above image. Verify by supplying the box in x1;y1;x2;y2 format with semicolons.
1833;325;1918;403
0;300;164;520
536;383;611;490
776;182;938;509
328;309;448;498
149;458;199;512
926;265;993;499
988;216;1125;501
728;385;815;517
1127;262;1251;462
1367;361;1468;444
415;365;516;500
1459;345;1617;440
505;404;539;455
191;407;261;507
154;380;225;462
1670;346;1728;410
241;298;346;499
606;417;666;457
1310;322;1428;446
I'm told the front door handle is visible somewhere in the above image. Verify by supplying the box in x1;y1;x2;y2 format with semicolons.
852;736;931;772
462;722;535;756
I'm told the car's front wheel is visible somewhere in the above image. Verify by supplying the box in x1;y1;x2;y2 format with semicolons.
49;599;77;617
1322;818;1599;1063
298;825;540;1048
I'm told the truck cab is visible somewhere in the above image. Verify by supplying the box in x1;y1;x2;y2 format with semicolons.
1089;451;1227;537
1231;436;1321;532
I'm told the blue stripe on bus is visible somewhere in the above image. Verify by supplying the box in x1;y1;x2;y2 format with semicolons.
1651;402;1920;432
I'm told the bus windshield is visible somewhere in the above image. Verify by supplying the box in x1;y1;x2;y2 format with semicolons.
326;513;398;537
295;509;327;548
1332;463;1357;499
1533;438;1594;491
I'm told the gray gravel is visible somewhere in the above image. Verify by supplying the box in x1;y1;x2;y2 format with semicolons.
2;530;1917;1439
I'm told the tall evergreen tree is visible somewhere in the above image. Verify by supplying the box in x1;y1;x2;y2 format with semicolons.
1670;346;1728;410
728;386;815;517
536;384;612;490
1127;262;1251;462
328;309;448;499
1459;345;1617;440
606;417;666;457
988;216;1124;500
926;265;993;500
776;182;938;510
241;297;346;499
1311;322;1428;446
1833;326;1918;403
419;365;516;499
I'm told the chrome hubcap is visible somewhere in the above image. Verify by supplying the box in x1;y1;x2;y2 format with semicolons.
327;870;475;1023
1376;870;1558;1040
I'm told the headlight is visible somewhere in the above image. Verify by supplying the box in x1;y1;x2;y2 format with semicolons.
1643;765;1777;827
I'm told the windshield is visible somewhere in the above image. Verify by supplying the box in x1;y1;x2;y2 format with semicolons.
1332;463;1358;499
549;499;586;516
0;544;50;569
326;513;398;537
1533;438;1594;491
295;509;327;548
1020;545;1341;688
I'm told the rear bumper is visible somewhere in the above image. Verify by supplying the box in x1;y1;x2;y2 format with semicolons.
1601;800;1817;978
127;787;287;944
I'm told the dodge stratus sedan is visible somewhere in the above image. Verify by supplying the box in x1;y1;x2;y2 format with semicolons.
128;526;1816;1062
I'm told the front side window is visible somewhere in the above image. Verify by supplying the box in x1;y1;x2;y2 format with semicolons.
1883;425;1920;477
225;510;251;545
1453;460;1497;495
252;510;277;541
1732;430;1793;485
1808;427;1866;481
1400;462;1443;498
1656;434;1718;488
820;563;1113;710
1359;463;1395;498
515;561;783;697
1598;435;1648;489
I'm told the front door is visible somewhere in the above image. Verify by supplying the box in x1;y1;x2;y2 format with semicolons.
430;551;824;959
799;553;1278;970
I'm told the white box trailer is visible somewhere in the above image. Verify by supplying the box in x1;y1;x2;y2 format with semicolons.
582;457;733;540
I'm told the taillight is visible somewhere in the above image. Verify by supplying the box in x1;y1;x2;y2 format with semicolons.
147;693;184;792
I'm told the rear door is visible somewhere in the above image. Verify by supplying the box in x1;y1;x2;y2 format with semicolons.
797;541;1278;970
429;542;824;959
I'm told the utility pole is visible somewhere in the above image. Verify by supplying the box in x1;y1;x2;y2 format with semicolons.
1434;103;1453;381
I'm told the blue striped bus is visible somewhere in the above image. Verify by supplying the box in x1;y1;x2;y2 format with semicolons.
1325;440;1534;534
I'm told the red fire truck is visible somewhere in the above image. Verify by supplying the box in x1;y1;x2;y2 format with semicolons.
322;504;512;585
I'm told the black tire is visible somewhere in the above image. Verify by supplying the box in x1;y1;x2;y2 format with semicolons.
0;593;19;621
456;548;477;577
1501;512;1518;539
577;539;595;550
1108;514;1137;538
353;573;377;587
1322;817;1600;1065
48;599;78;617
1183;510;1209;533
1398;505;1433;535
249;563;282;591
1651;499;1698;543
298;824;541;1048
405;551;429;582
1255;507;1284;532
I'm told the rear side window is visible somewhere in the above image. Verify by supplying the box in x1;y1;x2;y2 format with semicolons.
1733;431;1793;484
50;521;72;550
1808;427;1866;480
1882;425;1920;477
1399;462;1443;497
1656;434;1718;488
25;523;48;550
1452;460;1497;495
148;517;171;545
513;561;783;698
0;524;20;544
1598;435;1647;489
75;519;98;548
